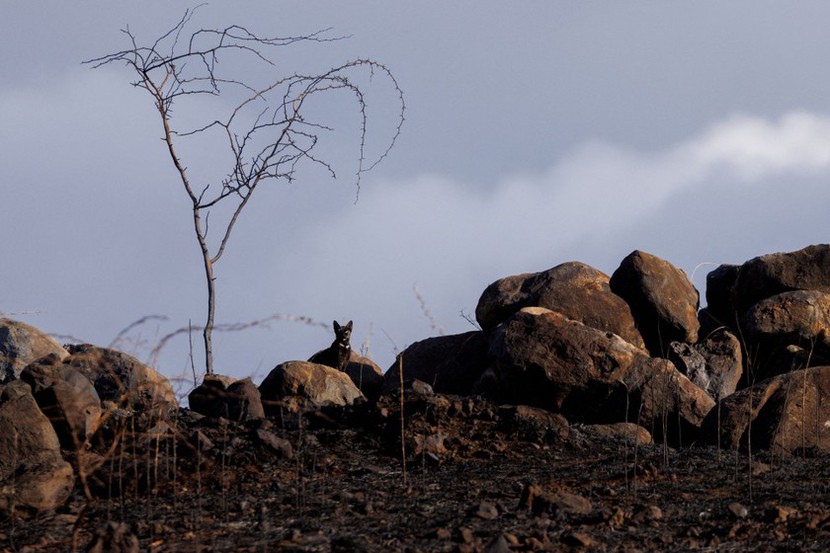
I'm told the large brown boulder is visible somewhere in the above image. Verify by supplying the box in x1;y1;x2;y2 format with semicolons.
475;262;645;348
0;381;75;516
64;344;176;417
344;351;385;402
486;307;714;440
259;361;365;411
0;318;68;383
703;365;830;454
609;250;700;355
188;375;264;421
731;244;830;315
20;355;103;450
383;331;489;395
740;290;830;376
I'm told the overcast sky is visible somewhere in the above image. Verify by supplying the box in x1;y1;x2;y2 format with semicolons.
3;3;830;394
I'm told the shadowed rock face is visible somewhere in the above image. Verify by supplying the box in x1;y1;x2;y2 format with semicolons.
476;261;645;349
0;318;68;383
731;244;830;316
610;250;700;356
703;365;830;455
383;331;490;396
0;380;75;516
486;307;713;440
188;375;265;422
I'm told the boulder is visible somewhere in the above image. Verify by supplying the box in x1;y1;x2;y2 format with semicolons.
740;290;830;378
344;351;385;402
64;344;176;417
475;262;645;348
703;365;830;454
383;331;489;395
668;330;743;401
695;329;744;400
188;375;264;421
0;381;75;516
20;355;103;450
0;318;68;383
577;422;653;446
486;308;714;439
731;244;830;315
705;264;741;327
609;250;700;354
259;361;365;411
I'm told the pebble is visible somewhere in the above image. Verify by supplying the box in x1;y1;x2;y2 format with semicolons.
728;502;748;519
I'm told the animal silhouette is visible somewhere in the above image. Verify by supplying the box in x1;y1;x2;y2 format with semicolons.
308;320;353;372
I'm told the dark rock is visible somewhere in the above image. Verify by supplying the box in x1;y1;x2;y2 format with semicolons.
498;404;570;444
475;261;645;348
577;422;653;446
20;357;102;450
0;318;68;383
732;244;830;315
703;365;830;454
695;329;744;400
343;351;385;402
610;250;700;354
383;331;489;395
486;308;714;439
86;521;139;553
705;264;741;327
254;429;294;459
189;375;264;421
64;344;176;418
519;482;592;516
0;381;75;516
740;290;830;378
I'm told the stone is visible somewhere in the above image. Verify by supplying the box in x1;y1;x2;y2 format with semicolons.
705;264;741;327
343;351;385;402
0;318;68;383
254;429;294;459
487;308;714;439
475;261;645;348
695;329;744;400
703;365;830;454
520;482;592;516
383;331;489;395
740;290;830;378
64;344;176;417
577;422;653;446
189;375;264;421
259;361;365;411
498;404;570;443
731;244;830;315
20;356;102;450
86;521;139;553
610;250;700;354
0;381;75;516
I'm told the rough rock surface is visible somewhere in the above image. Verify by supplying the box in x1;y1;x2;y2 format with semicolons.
188;375;264;421
705;263;741;326
0;318;68;383
20;355;103;450
731;244;830;315
0;381;74;515
668;330;743;401
64;344;176;416
486;307;713;438
610;250;700;354
703;365;830;455
383;331;489;395
475;262;645;348
343;351;385;402
259;360;365;411
740;290;830;377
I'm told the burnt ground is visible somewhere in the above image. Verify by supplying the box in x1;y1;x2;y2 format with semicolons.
4;389;830;553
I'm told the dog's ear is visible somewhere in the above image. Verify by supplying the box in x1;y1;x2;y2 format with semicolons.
345;320;353;331
333;320;341;332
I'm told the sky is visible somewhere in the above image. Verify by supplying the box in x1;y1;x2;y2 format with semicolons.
3;2;830;396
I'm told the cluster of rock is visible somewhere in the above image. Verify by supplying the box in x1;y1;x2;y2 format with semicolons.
388;244;830;455
3;243;830;521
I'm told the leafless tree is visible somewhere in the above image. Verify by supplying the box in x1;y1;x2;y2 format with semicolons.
86;8;404;375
